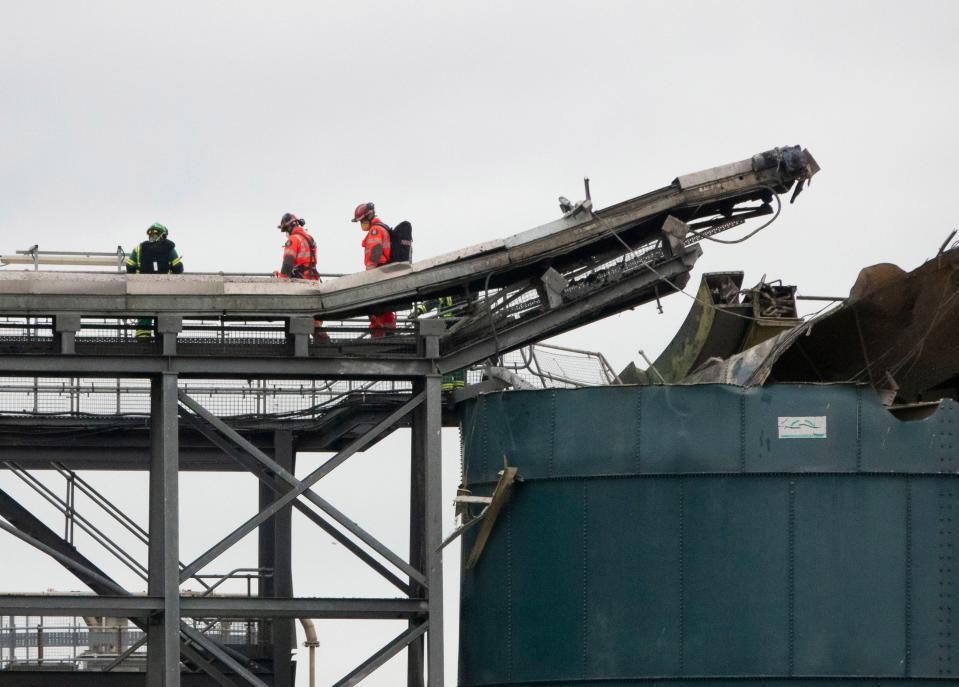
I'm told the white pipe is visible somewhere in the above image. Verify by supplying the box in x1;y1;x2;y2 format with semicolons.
299;618;318;687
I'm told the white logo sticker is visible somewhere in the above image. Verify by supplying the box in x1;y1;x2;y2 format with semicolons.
778;416;827;439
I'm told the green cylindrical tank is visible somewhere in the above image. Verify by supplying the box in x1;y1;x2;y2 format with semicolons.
458;384;959;686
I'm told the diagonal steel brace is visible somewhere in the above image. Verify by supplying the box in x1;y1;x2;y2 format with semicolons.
177;391;427;586
181;411;410;594
0;516;241;687
333;622;428;687
181;622;270;687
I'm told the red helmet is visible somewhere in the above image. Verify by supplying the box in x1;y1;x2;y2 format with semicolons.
351;202;374;223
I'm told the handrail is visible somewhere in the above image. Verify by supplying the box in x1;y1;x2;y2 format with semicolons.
1;245;127;272
5;462;148;581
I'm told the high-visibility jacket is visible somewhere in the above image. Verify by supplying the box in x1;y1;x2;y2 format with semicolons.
362;218;391;270
279;226;319;280
415;295;456;318
126;238;183;274
414;295;465;390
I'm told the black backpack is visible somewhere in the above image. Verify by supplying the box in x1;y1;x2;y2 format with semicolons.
388;221;413;263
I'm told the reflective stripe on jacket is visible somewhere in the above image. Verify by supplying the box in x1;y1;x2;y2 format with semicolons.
126;239;183;274
279;226;319;280
416;295;455;317
362;218;391;270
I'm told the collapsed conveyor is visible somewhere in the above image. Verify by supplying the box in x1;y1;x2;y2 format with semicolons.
0;145;818;470
0;145;818;376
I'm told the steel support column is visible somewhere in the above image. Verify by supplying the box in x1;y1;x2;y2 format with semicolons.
407;389;427;687
418;375;444;687
259;430;295;687
148;372;180;687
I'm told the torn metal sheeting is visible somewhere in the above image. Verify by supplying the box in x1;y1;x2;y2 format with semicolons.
769;250;959;402
670;250;959;405
620;271;801;385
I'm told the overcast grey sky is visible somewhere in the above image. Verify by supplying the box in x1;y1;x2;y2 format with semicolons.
1;1;958;685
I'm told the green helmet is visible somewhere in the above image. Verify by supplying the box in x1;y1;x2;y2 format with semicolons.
147;222;169;240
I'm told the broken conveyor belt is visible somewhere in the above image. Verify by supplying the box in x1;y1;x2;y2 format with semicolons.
0;145;818;373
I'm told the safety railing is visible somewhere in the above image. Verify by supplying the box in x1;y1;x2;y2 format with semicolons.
0;375;412;419
0;315;419;345
0;246;128;272
0;343;613;421
1;462;237;594
468;342;621;389
0;245;347;278
0;616;264;672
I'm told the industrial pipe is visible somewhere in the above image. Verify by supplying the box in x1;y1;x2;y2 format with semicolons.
299;618;319;687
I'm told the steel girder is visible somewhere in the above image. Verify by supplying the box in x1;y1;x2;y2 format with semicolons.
0;355;433;379
0;595;427;619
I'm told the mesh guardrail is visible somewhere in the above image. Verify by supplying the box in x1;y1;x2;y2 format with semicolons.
0;616;262;672
0;377;413;419
466;343;618;389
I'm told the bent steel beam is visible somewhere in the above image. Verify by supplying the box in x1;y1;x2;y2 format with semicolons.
437;246;701;374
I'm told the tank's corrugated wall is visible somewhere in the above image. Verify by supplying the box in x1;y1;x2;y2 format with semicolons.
458;385;959;686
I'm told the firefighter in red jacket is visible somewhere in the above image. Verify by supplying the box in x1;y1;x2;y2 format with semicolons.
274;212;329;341
352;202;396;337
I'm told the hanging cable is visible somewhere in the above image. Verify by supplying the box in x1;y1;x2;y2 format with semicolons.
684;189;781;245
589;205;826;326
